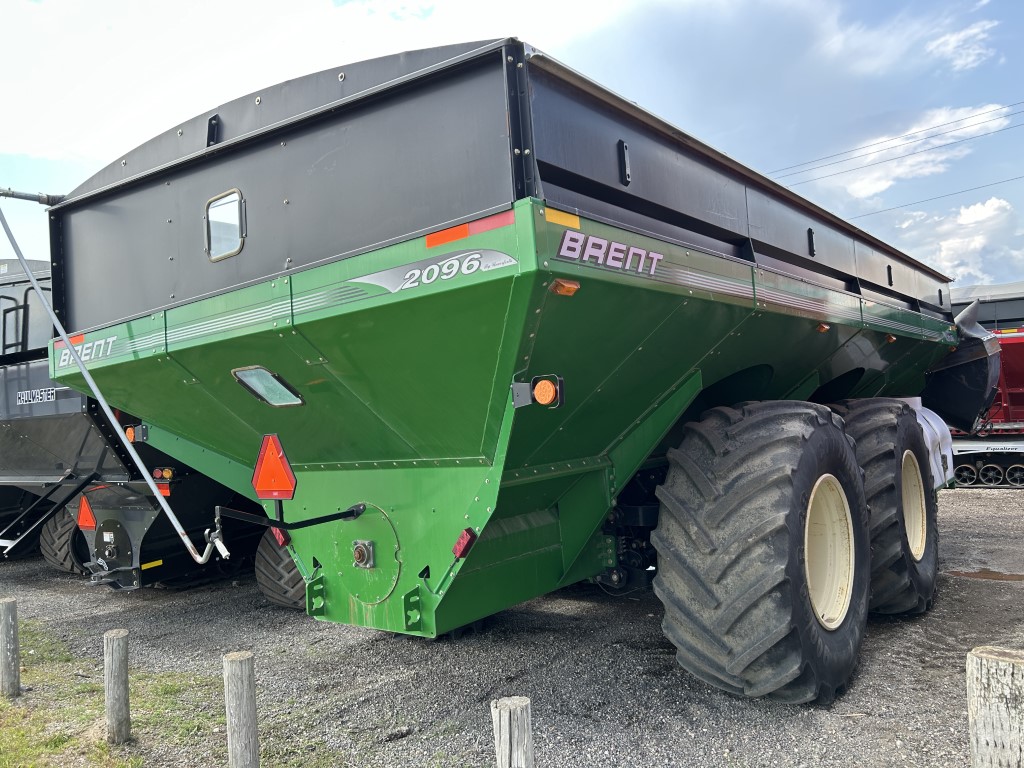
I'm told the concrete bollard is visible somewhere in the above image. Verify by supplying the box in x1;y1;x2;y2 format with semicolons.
223;651;259;768
104;629;131;744
0;597;19;699
967;646;1024;768
490;696;534;768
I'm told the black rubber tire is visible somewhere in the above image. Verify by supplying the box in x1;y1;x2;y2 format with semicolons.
651;401;870;704
831;399;939;615
39;508;90;575
254;528;305;610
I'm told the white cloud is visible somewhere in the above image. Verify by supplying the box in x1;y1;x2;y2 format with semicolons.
957;197;1012;226
814;9;940;77
0;0;634;167
801;104;1011;199
925;20;1000;71
894;197;1024;285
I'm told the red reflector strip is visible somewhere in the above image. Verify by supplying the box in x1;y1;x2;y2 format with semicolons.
425;210;515;248
271;527;291;547
452;527;477;559
54;333;86;349
468;209;515;235
156;482;171;497
76;495;97;531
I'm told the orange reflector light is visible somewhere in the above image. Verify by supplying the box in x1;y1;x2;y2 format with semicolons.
887;334;897;344
156;482;171;497
452;527;477;559
550;278;580;296
533;379;558;406
125;426;135;443
816;323;831;333
425;210;516;248
76;495;97;531
252;434;297;500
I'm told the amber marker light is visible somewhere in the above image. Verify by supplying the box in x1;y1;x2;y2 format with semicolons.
125;426;135;443
533;379;558;406
550;278;580;296
161;468;174;480
887;334;898;344
816;323;831;333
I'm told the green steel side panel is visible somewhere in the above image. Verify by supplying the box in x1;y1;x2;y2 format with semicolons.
49;199;957;636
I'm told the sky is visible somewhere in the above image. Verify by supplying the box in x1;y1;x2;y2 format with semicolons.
1;0;1022;288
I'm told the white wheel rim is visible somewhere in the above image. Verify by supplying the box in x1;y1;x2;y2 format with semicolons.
901;451;927;561
980;464;1003;486
1007;465;1024;487
804;474;855;631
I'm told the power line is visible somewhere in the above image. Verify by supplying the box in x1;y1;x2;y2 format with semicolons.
847;175;1024;219
786;122;1024;187
774;109;1024;180
768;100;1024;174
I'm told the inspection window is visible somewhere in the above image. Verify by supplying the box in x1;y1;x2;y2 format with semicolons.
205;189;245;261
232;366;304;407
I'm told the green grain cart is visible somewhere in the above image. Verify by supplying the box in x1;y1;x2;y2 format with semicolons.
41;40;997;702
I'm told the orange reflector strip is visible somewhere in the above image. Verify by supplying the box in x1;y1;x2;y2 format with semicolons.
156;482;171;497
425;210;515;248
550;279;580;296
54;333;85;349
425;223;469;249
76;495;97;531
252;434;297;500
533;379;558;406
544;208;581;229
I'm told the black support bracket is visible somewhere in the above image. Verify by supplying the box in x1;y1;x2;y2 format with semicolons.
216;501;366;531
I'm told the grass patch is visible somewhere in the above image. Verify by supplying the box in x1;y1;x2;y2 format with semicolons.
2;619;370;766
0;619;132;767
0;618;223;766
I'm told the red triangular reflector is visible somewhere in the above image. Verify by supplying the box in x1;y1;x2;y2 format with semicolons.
76;495;97;531
252;434;297;500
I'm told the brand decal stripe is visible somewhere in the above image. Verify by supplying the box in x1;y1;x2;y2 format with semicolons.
655;266;754;299
166;301;292;343
292;286;369;314
756;287;862;322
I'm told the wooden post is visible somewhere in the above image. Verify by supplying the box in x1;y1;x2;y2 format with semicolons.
967;646;1024;768
103;629;131;744
223;651;259;768
0;597;19;699
490;696;534;768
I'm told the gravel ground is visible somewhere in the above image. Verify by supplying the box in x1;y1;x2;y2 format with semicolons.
2;488;1022;767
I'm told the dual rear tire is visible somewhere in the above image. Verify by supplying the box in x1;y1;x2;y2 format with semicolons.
651;399;939;703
